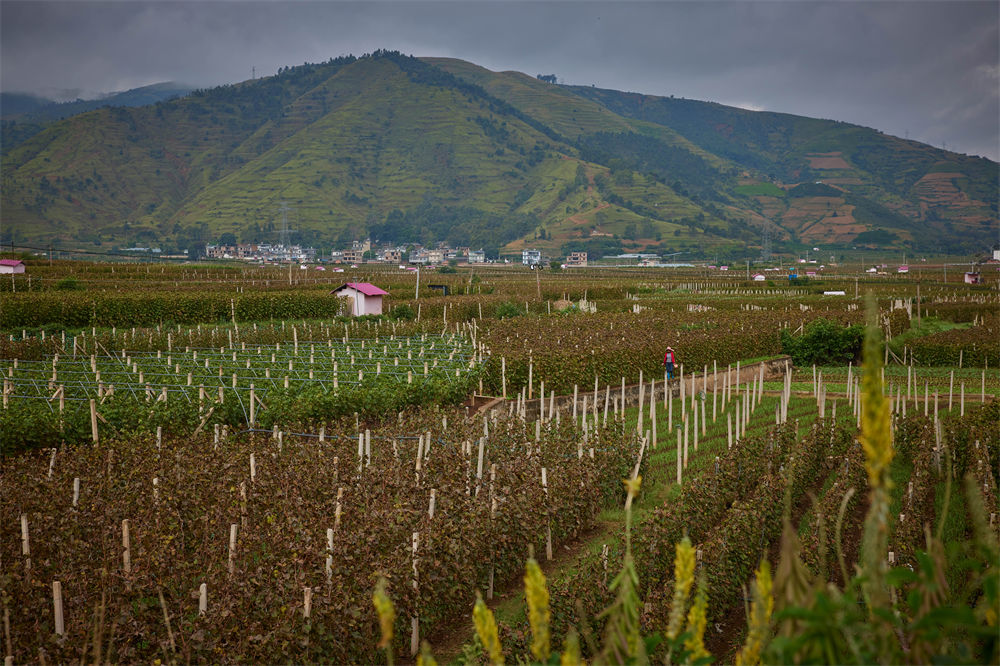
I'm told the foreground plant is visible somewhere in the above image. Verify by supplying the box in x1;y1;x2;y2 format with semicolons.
764;296;999;664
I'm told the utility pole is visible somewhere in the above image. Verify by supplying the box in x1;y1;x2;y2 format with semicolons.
415;265;420;300
760;218;772;262
276;202;296;249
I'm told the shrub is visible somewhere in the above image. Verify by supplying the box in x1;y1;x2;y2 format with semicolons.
388;303;416;321
780;317;863;365
495;301;524;319
55;276;82;290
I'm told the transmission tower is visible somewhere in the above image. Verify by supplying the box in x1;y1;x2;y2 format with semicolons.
760;218;772;262
276;202;297;248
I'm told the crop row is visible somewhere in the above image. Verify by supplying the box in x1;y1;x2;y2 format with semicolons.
0;291;347;328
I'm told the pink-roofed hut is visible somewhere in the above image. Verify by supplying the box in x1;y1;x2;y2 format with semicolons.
0;259;25;274
331;282;389;316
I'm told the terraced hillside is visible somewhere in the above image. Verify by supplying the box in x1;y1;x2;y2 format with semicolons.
1;51;996;256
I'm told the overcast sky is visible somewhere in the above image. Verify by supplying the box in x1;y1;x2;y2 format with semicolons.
2;1;997;160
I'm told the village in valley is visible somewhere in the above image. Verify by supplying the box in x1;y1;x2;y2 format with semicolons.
203;238;593;268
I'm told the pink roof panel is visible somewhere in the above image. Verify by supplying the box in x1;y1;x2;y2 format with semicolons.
335;282;388;296
0;259;24;267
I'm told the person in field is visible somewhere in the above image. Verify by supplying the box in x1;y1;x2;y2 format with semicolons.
663;345;676;380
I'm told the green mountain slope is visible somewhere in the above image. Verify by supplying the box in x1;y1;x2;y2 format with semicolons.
565;86;998;253
1;51;996;257
1;82;195;153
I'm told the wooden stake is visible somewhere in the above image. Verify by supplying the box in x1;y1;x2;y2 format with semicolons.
20;514;30;571
157;589;176;653
676;428;682;484
228;524;238;575
52;581;64;637
122;519;131;574
542;467;552;560
90;399;99;442
949;371;954;411
411;531;420;657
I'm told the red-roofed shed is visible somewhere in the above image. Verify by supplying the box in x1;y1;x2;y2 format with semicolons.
331;282;389;316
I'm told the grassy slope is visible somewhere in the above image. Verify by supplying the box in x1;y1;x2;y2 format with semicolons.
174;59;555;233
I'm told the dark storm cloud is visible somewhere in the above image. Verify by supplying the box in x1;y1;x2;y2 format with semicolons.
2;1;997;160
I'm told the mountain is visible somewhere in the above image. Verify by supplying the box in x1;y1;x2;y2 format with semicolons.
0;92;55;117
1;52;996;257
1;82;194;151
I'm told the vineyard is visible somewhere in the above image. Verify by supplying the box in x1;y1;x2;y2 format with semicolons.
2;403;640;663
2;259;999;664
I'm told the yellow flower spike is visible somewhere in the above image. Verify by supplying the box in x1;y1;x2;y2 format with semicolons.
417;640;439;666
524;558;551;663
859;295;896;625
560;628;583;666
683;576;709;662
623;475;642;499
473;592;505;665
666;537;696;641
860;298;894;492
623;475;642;513
372;577;395;651
735;560;773;666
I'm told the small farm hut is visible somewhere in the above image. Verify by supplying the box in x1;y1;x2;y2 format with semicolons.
332;282;388;316
0;259;25;274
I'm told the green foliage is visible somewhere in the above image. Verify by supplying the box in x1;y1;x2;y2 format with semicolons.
54;276;82;290
735;183;786;198
0;290;342;328
495;301;524;319
852;228;899;245
780;318;863;366
578;131;725;203
388;303;416;321
787;182;842;198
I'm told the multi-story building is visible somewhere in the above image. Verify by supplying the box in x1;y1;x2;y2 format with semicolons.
342;249;365;264
380;249;402;263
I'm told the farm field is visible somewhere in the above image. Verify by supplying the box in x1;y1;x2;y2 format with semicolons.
2;258;998;664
